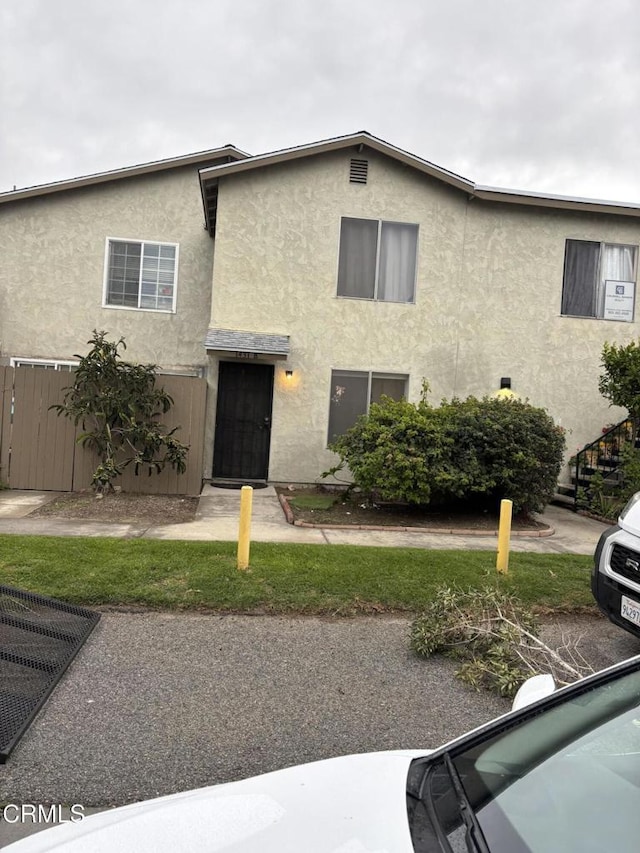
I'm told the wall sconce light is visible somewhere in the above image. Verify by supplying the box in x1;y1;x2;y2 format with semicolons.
285;369;293;379
494;376;519;400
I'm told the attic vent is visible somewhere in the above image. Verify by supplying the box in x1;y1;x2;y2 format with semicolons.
349;158;368;184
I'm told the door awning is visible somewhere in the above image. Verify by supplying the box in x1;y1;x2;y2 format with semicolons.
204;328;290;358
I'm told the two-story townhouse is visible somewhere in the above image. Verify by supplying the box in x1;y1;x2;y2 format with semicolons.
2;131;640;489
199;133;640;484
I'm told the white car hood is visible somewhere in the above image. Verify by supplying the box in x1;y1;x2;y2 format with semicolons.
620;498;640;537
8;750;429;853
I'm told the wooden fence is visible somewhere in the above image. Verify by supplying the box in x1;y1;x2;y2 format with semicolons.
0;366;206;495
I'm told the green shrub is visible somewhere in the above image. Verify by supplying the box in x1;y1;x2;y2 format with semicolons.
599;340;640;439
329;393;565;514
327;397;450;506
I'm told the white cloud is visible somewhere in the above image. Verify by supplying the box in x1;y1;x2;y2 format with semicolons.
2;0;640;202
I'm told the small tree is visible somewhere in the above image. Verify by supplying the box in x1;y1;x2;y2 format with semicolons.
599;340;640;442
53;331;188;493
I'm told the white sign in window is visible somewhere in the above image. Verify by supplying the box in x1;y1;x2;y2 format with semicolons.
603;280;635;322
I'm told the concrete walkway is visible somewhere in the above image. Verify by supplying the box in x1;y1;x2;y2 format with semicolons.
0;485;609;553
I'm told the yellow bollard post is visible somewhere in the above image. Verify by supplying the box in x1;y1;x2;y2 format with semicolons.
237;486;253;570
496;499;513;574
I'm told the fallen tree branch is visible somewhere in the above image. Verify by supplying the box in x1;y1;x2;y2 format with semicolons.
410;585;595;698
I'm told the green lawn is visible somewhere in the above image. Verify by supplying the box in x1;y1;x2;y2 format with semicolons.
0;535;595;614
287;494;337;510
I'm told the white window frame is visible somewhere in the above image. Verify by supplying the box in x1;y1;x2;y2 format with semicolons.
336;217;419;304
10;357;78;371
102;237;179;313
327;369;409;444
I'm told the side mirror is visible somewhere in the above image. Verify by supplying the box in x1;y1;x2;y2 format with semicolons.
511;673;556;711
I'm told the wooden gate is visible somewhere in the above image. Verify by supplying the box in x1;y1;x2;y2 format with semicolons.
0;366;206;495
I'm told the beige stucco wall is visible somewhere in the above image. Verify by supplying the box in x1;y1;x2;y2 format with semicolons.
456;201;638;455
210;149;640;483
0;166;214;371
4;147;640;486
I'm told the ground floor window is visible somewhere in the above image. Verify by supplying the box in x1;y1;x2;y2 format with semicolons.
10;358;78;371
561;239;637;320
328;369;407;443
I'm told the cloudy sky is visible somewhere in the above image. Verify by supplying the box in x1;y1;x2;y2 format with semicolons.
2;0;639;202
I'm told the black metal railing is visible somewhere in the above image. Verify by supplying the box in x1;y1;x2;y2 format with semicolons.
572;418;635;509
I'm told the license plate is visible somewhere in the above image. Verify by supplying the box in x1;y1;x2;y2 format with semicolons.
621;595;640;628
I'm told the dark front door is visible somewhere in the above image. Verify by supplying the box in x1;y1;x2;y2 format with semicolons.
213;361;274;480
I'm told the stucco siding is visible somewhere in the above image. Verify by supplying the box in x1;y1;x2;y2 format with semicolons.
209;150;467;482
457;202;640;454
210;148;640;483
5;142;640;487
0;167;213;370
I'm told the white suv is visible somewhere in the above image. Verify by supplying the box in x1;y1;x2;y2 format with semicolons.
593;492;640;637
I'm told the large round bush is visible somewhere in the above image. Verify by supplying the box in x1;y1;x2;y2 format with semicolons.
329;395;565;514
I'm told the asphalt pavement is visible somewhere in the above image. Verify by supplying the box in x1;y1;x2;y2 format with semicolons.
2;609;639;848
0;486;624;847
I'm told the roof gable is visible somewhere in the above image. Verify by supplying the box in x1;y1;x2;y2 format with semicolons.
199;131;640;234
199;131;474;191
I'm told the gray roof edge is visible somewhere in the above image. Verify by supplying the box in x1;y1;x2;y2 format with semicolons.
200;132;640;217
198;131;475;194
0;145;251;205
473;184;640;217
204;328;290;355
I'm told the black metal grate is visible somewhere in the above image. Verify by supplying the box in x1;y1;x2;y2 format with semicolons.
610;544;640;585
0;585;100;762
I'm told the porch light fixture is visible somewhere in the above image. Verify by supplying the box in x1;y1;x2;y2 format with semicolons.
494;377;520;400
285;369;294;379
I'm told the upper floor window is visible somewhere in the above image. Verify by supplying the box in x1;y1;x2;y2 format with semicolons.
337;217;418;303
104;239;178;312
561;239;637;321
328;369;408;443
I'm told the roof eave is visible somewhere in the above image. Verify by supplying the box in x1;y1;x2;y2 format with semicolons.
200;132;640;221
0;146;250;205
473;185;640;217
204;328;290;358
199;132;475;194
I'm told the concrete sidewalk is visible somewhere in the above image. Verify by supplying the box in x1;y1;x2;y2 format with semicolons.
0;485;609;553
